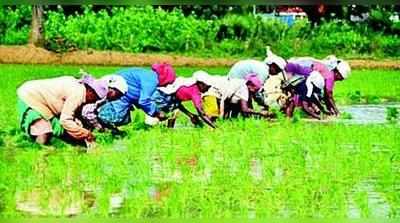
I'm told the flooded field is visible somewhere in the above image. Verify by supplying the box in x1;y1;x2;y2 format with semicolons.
0;65;399;217
339;103;400;125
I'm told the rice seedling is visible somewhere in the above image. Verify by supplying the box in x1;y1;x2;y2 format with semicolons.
0;64;399;217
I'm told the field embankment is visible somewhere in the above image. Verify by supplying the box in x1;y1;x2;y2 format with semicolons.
0;45;399;69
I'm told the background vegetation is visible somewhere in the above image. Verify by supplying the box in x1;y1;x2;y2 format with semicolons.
0;5;400;58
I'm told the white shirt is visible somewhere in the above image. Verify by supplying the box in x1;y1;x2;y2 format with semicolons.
227;59;269;83
306;71;325;98
204;76;249;103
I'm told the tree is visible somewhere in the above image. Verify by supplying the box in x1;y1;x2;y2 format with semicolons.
29;5;44;47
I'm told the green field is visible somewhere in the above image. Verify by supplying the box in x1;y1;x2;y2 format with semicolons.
0;64;399;217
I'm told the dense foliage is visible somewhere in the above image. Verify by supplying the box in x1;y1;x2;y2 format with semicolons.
0;6;31;45
1;5;399;58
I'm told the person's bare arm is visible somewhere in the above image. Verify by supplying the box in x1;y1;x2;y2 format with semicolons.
310;96;330;115
240;99;255;116
60;91;92;141
324;90;339;115
239;99;270;118
178;103;197;118
219;97;226;118
195;107;216;129
178;104;201;126
301;101;321;120
284;100;295;118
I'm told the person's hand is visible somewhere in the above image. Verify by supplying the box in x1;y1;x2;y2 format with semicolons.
190;115;201;126
85;139;97;153
155;111;168;121
327;108;336;116
86;132;96;143
260;110;274;118
322;109;333;116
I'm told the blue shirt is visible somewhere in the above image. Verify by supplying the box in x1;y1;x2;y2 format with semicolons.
109;68;159;117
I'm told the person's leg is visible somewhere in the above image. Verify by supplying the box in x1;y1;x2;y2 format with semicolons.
311;103;321;114
30;118;53;144
167;118;176;128
284;100;295;117
223;101;233;119
167;109;179;128
18;99;59;145
230;103;241;118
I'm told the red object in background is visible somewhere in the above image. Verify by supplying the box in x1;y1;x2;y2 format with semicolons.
318;4;327;15
277;6;305;13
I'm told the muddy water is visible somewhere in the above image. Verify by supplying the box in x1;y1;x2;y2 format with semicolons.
14;104;399;217
339;103;400;124
347;179;391;218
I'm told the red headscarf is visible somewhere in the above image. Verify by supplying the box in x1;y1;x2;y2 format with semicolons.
152;63;177;87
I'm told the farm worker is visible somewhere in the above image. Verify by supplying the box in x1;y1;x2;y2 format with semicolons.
197;71;267;119
257;73;290;111
282;71;329;120
287;56;351;115
258;47;289;110
145;71;217;129
79;75;128;133
263;46;287;78
96;63;176;127
17;74;124;145
315;59;351;116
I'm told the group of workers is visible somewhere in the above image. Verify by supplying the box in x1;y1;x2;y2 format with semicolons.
16;47;351;146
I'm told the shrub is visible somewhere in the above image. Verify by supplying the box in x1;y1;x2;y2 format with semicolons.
44;6;216;53
310;21;371;56
0;6;31;45
377;35;400;57
368;7;393;33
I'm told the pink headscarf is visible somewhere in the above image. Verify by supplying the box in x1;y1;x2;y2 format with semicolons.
152;63;177;87
245;73;262;91
80;75;108;99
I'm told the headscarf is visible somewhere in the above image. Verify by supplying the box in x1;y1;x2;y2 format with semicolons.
158;77;196;95
101;75;128;94
322;55;339;71
336;60;351;79
193;70;216;86
158;70;217;95
264;46;287;71
152;63;177;87
245;73;262;91
79;74;109;99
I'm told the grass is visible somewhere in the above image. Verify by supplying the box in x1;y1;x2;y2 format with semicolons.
0;64;399;217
